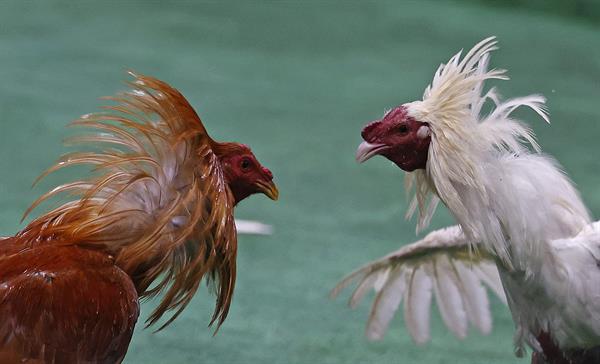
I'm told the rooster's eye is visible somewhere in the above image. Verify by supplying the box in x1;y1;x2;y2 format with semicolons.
398;124;409;134
240;158;251;171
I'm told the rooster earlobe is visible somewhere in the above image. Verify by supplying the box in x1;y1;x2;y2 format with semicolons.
417;125;431;139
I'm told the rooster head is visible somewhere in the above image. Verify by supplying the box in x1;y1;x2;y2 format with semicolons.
356;106;431;171
354;37;550;234
215;143;279;204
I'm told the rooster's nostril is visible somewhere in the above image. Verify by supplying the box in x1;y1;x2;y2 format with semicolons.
361;120;381;142
262;167;273;180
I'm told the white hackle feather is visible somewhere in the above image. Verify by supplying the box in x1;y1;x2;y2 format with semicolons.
403;38;551;238
402;37;588;269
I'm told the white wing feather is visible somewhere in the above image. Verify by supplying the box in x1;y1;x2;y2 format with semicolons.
331;225;506;344
432;255;468;339
454;261;492;334
234;219;273;235
403;266;433;344
367;265;408;339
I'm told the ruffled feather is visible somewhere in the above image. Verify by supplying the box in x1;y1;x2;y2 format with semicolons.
19;73;237;330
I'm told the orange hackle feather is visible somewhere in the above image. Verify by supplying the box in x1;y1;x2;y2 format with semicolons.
18;72;238;331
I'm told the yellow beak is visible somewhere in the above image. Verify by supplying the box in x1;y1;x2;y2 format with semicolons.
256;180;279;201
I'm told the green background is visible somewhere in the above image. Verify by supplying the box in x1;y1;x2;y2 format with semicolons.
1;1;599;363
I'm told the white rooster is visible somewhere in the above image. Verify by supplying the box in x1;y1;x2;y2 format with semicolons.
332;37;600;363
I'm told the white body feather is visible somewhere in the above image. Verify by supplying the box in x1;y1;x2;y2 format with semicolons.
501;221;600;354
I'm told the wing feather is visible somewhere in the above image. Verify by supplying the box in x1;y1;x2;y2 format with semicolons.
404;265;433;344
455;261;492;334
366;265;408;340
234;219;273;235
332;225;506;343
474;262;508;305
432;255;467;338
350;272;380;309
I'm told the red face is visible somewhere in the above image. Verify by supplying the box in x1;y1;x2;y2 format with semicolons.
219;145;279;204
356;106;431;171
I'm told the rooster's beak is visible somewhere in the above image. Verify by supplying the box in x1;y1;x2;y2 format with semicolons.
256;180;279;201
356;142;388;163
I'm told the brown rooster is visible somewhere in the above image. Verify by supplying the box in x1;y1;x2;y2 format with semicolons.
0;73;279;363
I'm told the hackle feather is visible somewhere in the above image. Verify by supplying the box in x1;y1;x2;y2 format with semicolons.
18;72;237;330
402;37;565;264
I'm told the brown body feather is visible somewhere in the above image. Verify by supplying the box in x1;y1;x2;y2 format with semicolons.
0;73;251;362
0;238;139;363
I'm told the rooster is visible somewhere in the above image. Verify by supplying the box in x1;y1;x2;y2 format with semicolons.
333;37;600;363
0;73;278;363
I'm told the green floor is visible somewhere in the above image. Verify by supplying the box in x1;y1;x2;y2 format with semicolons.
1;1;599;363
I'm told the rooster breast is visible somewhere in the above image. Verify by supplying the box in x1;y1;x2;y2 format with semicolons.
0;239;139;364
